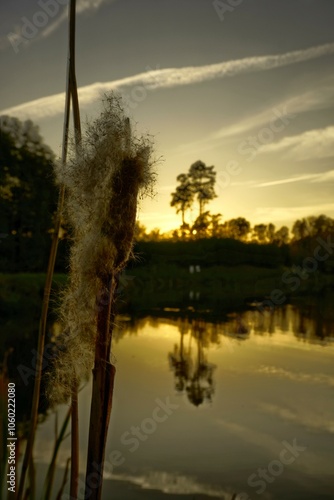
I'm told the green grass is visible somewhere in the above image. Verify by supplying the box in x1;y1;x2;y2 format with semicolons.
1;264;333;320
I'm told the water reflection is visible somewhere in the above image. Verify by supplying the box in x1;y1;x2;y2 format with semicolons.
168;319;216;406
112;301;334;408
222;301;334;344
115;297;334;345
1;297;334;499
1;300;333;428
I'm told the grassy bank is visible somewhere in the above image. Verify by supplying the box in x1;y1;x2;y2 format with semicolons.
1;262;333;319
121;262;333;313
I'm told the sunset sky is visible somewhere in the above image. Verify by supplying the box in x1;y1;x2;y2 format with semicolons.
1;0;333;232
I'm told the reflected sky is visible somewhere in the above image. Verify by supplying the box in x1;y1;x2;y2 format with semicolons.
20;305;334;499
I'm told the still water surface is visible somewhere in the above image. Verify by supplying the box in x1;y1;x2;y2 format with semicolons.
31;304;334;499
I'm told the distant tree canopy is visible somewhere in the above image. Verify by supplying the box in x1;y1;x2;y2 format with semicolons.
292;215;334;240
0;116;57;271
188;160;217;216
169;162;293;243
225;217;251;241
167;163;334;244
171;160;217;229
170;173;194;225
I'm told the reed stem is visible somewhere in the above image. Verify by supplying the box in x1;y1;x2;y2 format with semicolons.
67;1;81;497
84;274;117;500
17;1;79;497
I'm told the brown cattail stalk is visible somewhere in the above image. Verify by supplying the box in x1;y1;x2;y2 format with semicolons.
84;117;152;499
67;0;81;496
49;94;155;500
17;1;80;497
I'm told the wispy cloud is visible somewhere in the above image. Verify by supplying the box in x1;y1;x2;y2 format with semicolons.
1;42;334;120
231;169;334;189
218;418;330;476
108;472;230;499
217;419;287;473
255;169;334;187
40;0;114;39
261;403;334;435
255;174;319;188
175;77;334;155
252;203;334;223
312;170;334;182
215;83;334;140
1;0;115;51
257;365;334;387
257;126;334;161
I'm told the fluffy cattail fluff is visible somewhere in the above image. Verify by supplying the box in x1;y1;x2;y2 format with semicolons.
47;93;155;405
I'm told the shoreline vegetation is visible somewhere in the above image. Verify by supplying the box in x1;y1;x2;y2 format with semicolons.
1;250;333;320
1;238;333;347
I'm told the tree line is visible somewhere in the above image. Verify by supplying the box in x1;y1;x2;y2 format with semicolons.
1;117;334;271
168;161;290;243
167;160;334;244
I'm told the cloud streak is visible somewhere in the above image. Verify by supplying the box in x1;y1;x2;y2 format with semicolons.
257;126;334;161
254;169;334;187
230;169;334;189
215;82;334;139
108;472;230;499
257;365;334;387
254;174;320;187
1;42;334;120
1;0;115;51
40;0;115;39
252;203;334;223
261;403;334;435
174;77;334;155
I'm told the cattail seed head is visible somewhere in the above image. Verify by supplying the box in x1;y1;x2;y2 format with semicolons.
47;93;156;405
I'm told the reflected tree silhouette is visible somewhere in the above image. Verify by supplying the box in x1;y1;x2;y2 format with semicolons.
168;319;191;393
168;319;216;407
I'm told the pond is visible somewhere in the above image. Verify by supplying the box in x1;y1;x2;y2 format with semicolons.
10;302;334;499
